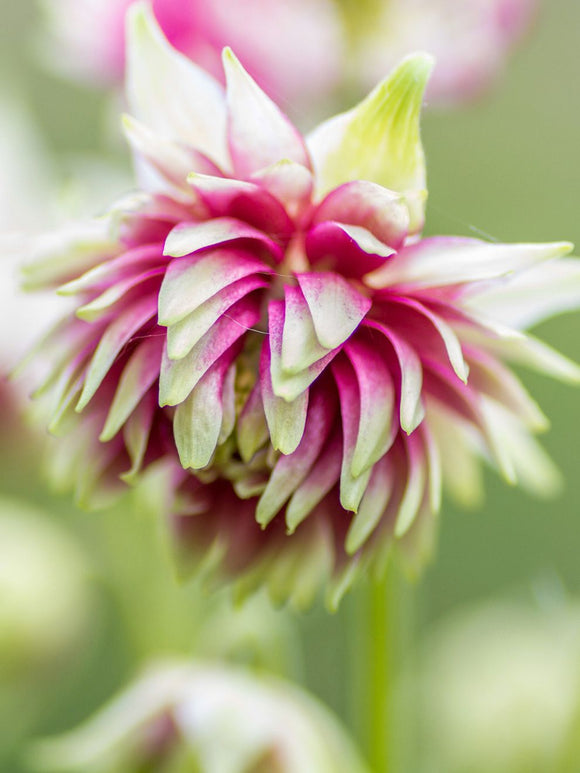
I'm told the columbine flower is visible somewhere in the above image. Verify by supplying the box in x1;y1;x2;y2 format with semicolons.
39;0;343;117
343;0;536;105
24;4;580;608
32;661;369;772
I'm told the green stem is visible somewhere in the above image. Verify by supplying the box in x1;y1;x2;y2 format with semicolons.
350;564;415;772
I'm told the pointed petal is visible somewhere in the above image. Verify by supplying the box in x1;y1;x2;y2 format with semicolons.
365;236;573;289
346;457;393;554
126;3;228;168
307;54;433;230
345;338;396;476
260;341;308;455
173;355;233;469
268;299;338;402
237;382;269;463
296;272;371;349
77;296;157;412
281;285;334;374
121;391;156;483
76;269;164;322
286;431;342;534
166;275;267;359
99;336;164;441
159;247;271;326
163;218;283;262
394;438;427;537
159;297;259;406
256;390;334;527
222;47;310;177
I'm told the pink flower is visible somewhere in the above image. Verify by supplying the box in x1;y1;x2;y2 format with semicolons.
346;0;536;105
40;0;343;116
25;5;580;608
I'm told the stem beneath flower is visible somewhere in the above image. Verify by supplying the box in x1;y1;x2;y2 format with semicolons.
349;563;416;772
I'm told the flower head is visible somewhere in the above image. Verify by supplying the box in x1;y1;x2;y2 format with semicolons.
25;4;580;608
32;661;369;772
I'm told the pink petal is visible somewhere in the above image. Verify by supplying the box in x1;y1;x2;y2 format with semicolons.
164;217;283;263
305;221;395;278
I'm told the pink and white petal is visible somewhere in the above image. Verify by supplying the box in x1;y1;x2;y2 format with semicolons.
281;285;334;374
345;338;396;476
126;3;229;169
218;364;237;444
346;456;393;555
122;114;222;194
121;390;157;483
166;276;267;359
159;246;271;326
365;236;573;289
364;320;425;433
464;257;580;330
381;295;469;382
295;272;371;349
394;436;427;537
187;173;294;239
251;160;313;219
237;382;270;463
256;389;335;527
268;299;338;402
100;336;164;442
76;269;164;321
58;242;165;297
305;222;395;278
222;47;311;178
159;297;259;406
312;180;409;249
285;430;342;534
307;54;433;231
465;347;548;430
173;354;233;469
163;217;283;262
77;295;157;411
260;342;309;455
333;356;373;513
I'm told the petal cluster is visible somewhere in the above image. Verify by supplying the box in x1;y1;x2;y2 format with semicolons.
25;5;580;608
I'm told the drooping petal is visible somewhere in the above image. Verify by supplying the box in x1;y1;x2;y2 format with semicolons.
295;272;371;349
159;297;260;406
394;436;427;537
159;247;271;326
312;180;409;249
260;341;309;455
163;218;283;262
305;222;395;278
126;3;229;169
100;336;164;441
222;47;311;178
307;54;433;230
281;285;334;374
256;389;335;527
237;382;270;463
346;456;393;554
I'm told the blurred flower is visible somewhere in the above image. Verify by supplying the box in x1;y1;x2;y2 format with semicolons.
415;594;580;772
341;0;536;106
0;498;93;679
39;0;343;120
23;4;580;608
32;660;369;772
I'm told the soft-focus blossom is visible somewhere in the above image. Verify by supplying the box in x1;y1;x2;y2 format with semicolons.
32;661;369;772
39;0;343;119
415;594;580;771
23;5;580;608
342;0;536;105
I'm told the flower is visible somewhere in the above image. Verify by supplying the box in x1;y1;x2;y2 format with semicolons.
342;0;536;105
24;4;580;608
39;0;343;118
31;661;369;772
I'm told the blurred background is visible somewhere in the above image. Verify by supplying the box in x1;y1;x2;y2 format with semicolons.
1;0;580;771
